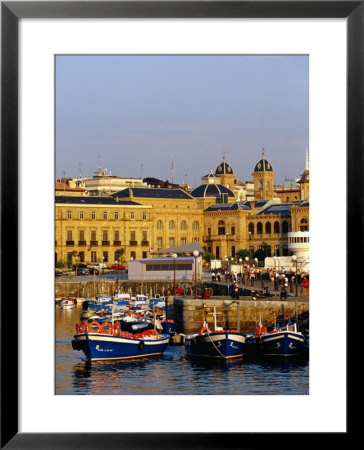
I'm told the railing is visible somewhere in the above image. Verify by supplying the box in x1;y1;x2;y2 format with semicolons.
102;241;110;246
129;241;138;246
113;240;121;246
78;240;86;246
141;241;149;246
90;241;98;246
66;240;74;246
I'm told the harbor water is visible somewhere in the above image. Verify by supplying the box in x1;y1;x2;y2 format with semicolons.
56;304;309;395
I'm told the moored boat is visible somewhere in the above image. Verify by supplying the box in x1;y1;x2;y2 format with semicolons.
59;297;77;309
246;322;305;357
72;321;169;361
160;319;177;336
184;308;245;359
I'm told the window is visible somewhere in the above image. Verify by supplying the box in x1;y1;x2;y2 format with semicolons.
156;237;163;248
274;221;280;234
130;231;136;241
102;230;108;241
192;221;199;231
258;181;262;190
91;230;97;241
215;246;220;259
130;251;136;260
169;237;175;247
91;211;96;220
207;227;211;235
142;212;147;220
282;221;289;233
169;220;175;230
114;212;119;220
114;230;120;241
79;230;85;240
181;237;187;245
265;222;271;234
266;181;270;189
300;217;309;231
257;222;263;234
181;220;187;230
78;251;85;262
67;211;72;219
91;251;97;263
231;246;236;258
103;251;108;263
130;212;135;220
231;226;235;235
248;222;254;235
217;220;225;235
142;251;148;258
79;211;84;220
67;230;72;240
157;220;163;230
142;231;148;241
103;212;107;220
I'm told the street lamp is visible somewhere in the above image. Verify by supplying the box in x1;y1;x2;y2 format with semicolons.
171;253;177;295
193;250;199;299
226;232;229;258
239;258;242;283
291;254;298;297
244;256;249;284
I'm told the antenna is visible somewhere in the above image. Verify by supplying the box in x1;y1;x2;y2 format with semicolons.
97;155;101;170
222;150;229;161
140;163;144;179
171;159;175;184
78;163;82;179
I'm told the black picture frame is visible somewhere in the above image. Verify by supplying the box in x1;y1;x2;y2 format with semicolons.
1;1;357;448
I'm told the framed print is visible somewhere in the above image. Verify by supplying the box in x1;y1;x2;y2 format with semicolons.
1;0;359;447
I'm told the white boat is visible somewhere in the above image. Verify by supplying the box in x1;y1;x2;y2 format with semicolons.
59;298;76;309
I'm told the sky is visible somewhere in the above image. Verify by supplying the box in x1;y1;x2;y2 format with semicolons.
55;55;309;187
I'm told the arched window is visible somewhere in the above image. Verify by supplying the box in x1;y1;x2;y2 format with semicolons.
282;221;289;234
181;220;187;230
248;222;254;235
218;220;225;235
265;222;271;234
169;220;175;230
258;181;262;191
300;217;309;231
257;222;263;234
266;181;270;189
157;220;163;230
274;221;280;234
192;221;199;231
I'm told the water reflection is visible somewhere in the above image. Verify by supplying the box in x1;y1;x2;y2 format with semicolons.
56;304;309;395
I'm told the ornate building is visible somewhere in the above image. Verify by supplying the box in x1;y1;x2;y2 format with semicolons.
55;152;309;267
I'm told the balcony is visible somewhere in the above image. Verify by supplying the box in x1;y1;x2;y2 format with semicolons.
113;240;121;246
129;241;138;246
78;240;86;246
102;240;110;246
141;240;149;246
90;241;98;246
66;240;74;246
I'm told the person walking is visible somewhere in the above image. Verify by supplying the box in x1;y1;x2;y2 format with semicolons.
302;276;309;296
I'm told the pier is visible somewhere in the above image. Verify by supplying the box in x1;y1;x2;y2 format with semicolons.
56;278;309;335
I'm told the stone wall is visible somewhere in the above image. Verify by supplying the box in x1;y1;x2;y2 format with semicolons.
167;296;309;334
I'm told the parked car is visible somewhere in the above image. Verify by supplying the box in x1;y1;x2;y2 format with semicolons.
108;264;125;270
55;269;62;277
87;267;99;275
72;263;89;275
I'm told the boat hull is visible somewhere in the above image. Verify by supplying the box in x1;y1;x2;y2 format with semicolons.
185;332;246;359
72;333;170;361
257;331;305;357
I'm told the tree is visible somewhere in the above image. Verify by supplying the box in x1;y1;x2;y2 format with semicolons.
203;252;215;265
236;249;250;260
253;243;270;261
115;248;125;263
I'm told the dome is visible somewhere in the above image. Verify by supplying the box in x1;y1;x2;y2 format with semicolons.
190;183;235;199
253;151;274;172
215;158;234;175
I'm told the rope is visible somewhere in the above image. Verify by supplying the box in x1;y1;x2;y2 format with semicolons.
205;331;227;358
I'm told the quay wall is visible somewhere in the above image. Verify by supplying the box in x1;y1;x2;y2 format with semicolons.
167;296;309;334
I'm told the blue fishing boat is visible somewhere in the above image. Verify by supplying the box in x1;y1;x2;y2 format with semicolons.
246;322;305;357
184;308;246;359
72;322;170;361
160;319;177;336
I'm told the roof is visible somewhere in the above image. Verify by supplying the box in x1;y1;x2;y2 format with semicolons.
190;183;235;199
253;157;274;172
215;159;234;175
112;187;193;200
55;196;142;206
205;201;251;212
257;204;292;216
298;169;309;183
154;241;203;255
